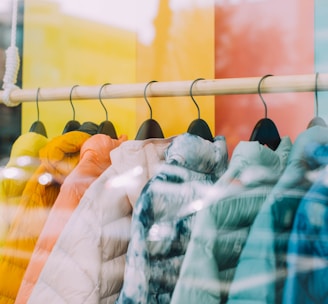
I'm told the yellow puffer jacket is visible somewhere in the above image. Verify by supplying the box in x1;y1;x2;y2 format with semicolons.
0;130;91;304
0;132;48;247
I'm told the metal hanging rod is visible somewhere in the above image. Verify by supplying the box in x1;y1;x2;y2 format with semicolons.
1;73;328;105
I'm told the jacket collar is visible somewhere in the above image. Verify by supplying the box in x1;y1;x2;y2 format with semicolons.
40;131;91;184
218;136;292;186
277;126;328;189
164;133;228;180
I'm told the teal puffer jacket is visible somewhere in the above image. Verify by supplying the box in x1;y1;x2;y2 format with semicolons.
171;136;292;304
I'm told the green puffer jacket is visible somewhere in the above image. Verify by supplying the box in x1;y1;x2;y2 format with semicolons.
171;136;292;304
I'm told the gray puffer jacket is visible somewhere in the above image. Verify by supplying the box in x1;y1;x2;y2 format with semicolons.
116;133;228;304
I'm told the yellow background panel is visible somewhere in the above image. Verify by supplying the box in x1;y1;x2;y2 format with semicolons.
22;0;215;139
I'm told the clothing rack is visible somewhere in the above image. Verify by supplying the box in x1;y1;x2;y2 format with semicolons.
1;73;328;105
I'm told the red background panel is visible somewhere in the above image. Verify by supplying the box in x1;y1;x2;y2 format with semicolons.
215;0;314;156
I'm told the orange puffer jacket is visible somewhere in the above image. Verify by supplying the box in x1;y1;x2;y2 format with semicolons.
28;137;173;304
15;134;127;304
0;130;91;304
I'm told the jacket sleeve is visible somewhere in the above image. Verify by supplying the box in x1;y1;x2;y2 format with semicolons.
0;166;61;304
226;189;282;304
171;206;222;304
283;175;328;304
27;169;112;304
27;191;103;304
28;163;134;304
115;180;153;304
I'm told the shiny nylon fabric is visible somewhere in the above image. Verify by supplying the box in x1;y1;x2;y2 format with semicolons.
0;131;90;304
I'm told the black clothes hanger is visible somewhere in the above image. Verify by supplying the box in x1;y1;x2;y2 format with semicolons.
96;83;118;138
62;85;81;134
29;87;47;137
307;72;327;129
135;80;164;140
187;78;214;142
62;84;98;136
78;121;99;135
249;74;281;150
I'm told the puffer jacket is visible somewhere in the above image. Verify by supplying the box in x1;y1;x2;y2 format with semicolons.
171;136;292;304
0;132;48;247
227;126;328;304
0;130;91;304
283;143;328;304
27;137;173;304
116;133;228;304
15;134;127;304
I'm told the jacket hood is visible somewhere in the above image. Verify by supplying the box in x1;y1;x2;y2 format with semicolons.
6;132;48;168
79;134;127;171
303;141;328;168
39;131;91;184
165;133;228;181
278;126;328;189
108;137;174;204
288;126;328;164
0;132;49;200
219;136;292;187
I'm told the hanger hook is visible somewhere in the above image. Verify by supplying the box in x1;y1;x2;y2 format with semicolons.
99;83;111;121
190;78;205;119
258;74;273;118
69;85;79;120
144;80;157;119
315;72;319;117
35;87;41;121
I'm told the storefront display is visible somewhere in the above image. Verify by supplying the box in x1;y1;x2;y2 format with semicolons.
0;1;327;303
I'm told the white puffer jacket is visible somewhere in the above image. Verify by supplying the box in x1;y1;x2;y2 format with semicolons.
27;137;173;304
